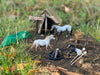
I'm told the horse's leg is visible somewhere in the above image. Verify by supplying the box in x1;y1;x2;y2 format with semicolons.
46;44;48;51
57;33;60;40
49;44;52;49
58;32;61;40
39;46;42;51
60;32;62;39
35;47;37;51
66;31;69;39
35;44;38;51
70;29;72;36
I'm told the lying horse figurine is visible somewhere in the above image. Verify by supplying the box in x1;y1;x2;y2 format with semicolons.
31;35;55;51
67;44;86;56
67;44;87;65
51;24;72;40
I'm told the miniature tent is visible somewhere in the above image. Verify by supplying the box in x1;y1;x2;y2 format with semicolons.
33;8;62;34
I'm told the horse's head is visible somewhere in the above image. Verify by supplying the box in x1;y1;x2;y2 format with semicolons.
65;25;72;36
45;35;55;40
50;35;55;40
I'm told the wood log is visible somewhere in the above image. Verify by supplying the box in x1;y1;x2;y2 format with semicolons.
69;38;94;42
56;66;83;75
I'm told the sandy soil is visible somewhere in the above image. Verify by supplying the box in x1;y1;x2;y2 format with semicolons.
27;31;100;75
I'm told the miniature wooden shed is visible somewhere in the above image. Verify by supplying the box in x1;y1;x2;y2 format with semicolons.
35;8;62;34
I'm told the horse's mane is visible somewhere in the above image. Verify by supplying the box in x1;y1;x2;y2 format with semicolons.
45;35;50;40
53;25;60;27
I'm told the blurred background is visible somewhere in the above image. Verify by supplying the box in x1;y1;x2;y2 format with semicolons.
0;0;100;41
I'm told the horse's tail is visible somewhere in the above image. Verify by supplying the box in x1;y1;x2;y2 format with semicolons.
70;29;73;36
51;25;54;31
31;40;37;49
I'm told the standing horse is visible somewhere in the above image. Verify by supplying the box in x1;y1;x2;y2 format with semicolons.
31;35;55;51
51;25;72;40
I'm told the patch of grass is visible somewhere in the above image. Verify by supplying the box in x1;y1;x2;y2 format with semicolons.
0;40;40;74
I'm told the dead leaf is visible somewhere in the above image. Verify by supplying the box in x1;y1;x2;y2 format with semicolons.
6;53;17;60
47;65;56;72
0;67;4;71
64;6;70;13
0;66;11;72
17;64;24;70
75;58;84;67
15;73;21;75
51;71;60;75
39;66;50;73
1;53;5;55
94;71;100;75
6;67;11;71
24;63;28;67
39;65;57;74
74;30;85;40
62;5;73;13
82;63;92;69
57;66;83;75
4;46;9;49
33;60;41;71
1;52;17;60
0;38;3;44
5;29;8;32
28;69;39;75
10;46;16;53
34;60;41;64
10;65;16;71
28;69;34;75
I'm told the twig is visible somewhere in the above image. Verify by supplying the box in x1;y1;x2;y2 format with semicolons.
57;66;83;75
70;55;79;63
71;54;83;65
15;27;19;44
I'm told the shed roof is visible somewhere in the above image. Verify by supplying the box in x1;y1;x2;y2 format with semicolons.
40;7;62;25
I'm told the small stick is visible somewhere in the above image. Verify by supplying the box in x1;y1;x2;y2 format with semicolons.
70;54;79;63
55;49;59;58
15;27;19;44
70;50;83;63
71;54;83;65
57;66;83;75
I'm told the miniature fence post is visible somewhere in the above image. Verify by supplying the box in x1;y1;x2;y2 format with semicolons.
35;20;38;34
45;13;47;34
15;27;19;44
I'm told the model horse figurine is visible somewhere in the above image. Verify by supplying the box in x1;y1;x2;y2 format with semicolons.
67;44;86;56
51;24;72;40
31;35;55;51
67;44;87;65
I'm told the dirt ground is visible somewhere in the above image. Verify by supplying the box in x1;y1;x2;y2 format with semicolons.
27;31;100;75
1;32;100;75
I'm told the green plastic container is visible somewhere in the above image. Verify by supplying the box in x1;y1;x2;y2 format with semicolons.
1;31;32;48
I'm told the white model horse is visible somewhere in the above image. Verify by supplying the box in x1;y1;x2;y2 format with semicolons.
31;35;55;51
51;24;72;40
67;44;86;56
